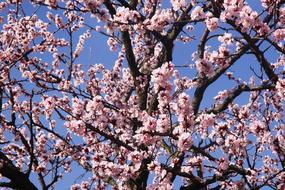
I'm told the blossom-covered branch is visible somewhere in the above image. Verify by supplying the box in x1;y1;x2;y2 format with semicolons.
0;0;284;189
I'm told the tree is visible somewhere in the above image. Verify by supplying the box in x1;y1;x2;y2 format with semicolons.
0;0;284;189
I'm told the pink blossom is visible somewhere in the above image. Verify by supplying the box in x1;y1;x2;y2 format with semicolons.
218;157;229;171
191;6;205;20
157;114;170;133
272;29;285;42
147;9;174;32
74;30;91;57
45;0;57;8
107;37;117;51
151;62;174;92
249;120;265;135
84;0;104;11
114;7;140;25
206;17;219;31
196;59;214;76
218;32;233;45
144;115;157;131
72;98;85;116
177;132;192;151
170;0;186;11
54;14;63;28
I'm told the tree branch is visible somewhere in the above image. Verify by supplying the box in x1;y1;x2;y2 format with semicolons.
192;44;251;114
209;83;275;114
228;21;278;83
0;151;38;190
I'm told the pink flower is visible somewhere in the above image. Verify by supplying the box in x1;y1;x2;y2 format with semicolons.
54;14;63;28
272;29;285;42
249;120;265;135
114;7;140;24
177;132;192;151
275;79;285;99
151;62;174;92
170;0;186;11
45;0;57;8
107;37;117;51
0;2;6;11
157;114;170;133
261;0;280;8
86;96;104;114
74;30;91;57
70;184;81;190
147;9;174;32
196;59;214;76
218;32;233;45
144;116;157;131
84;0;104;10
218;157;229;171
206;17;219;31
72;98;85;116
191;6;205;20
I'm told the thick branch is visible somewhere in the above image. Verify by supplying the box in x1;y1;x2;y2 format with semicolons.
198;29;210;60
121;31;141;79
228;21;278;83
167;4;193;41
0;151;38;190
209;83;275;114
192;44;251;114
161;164;202;184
